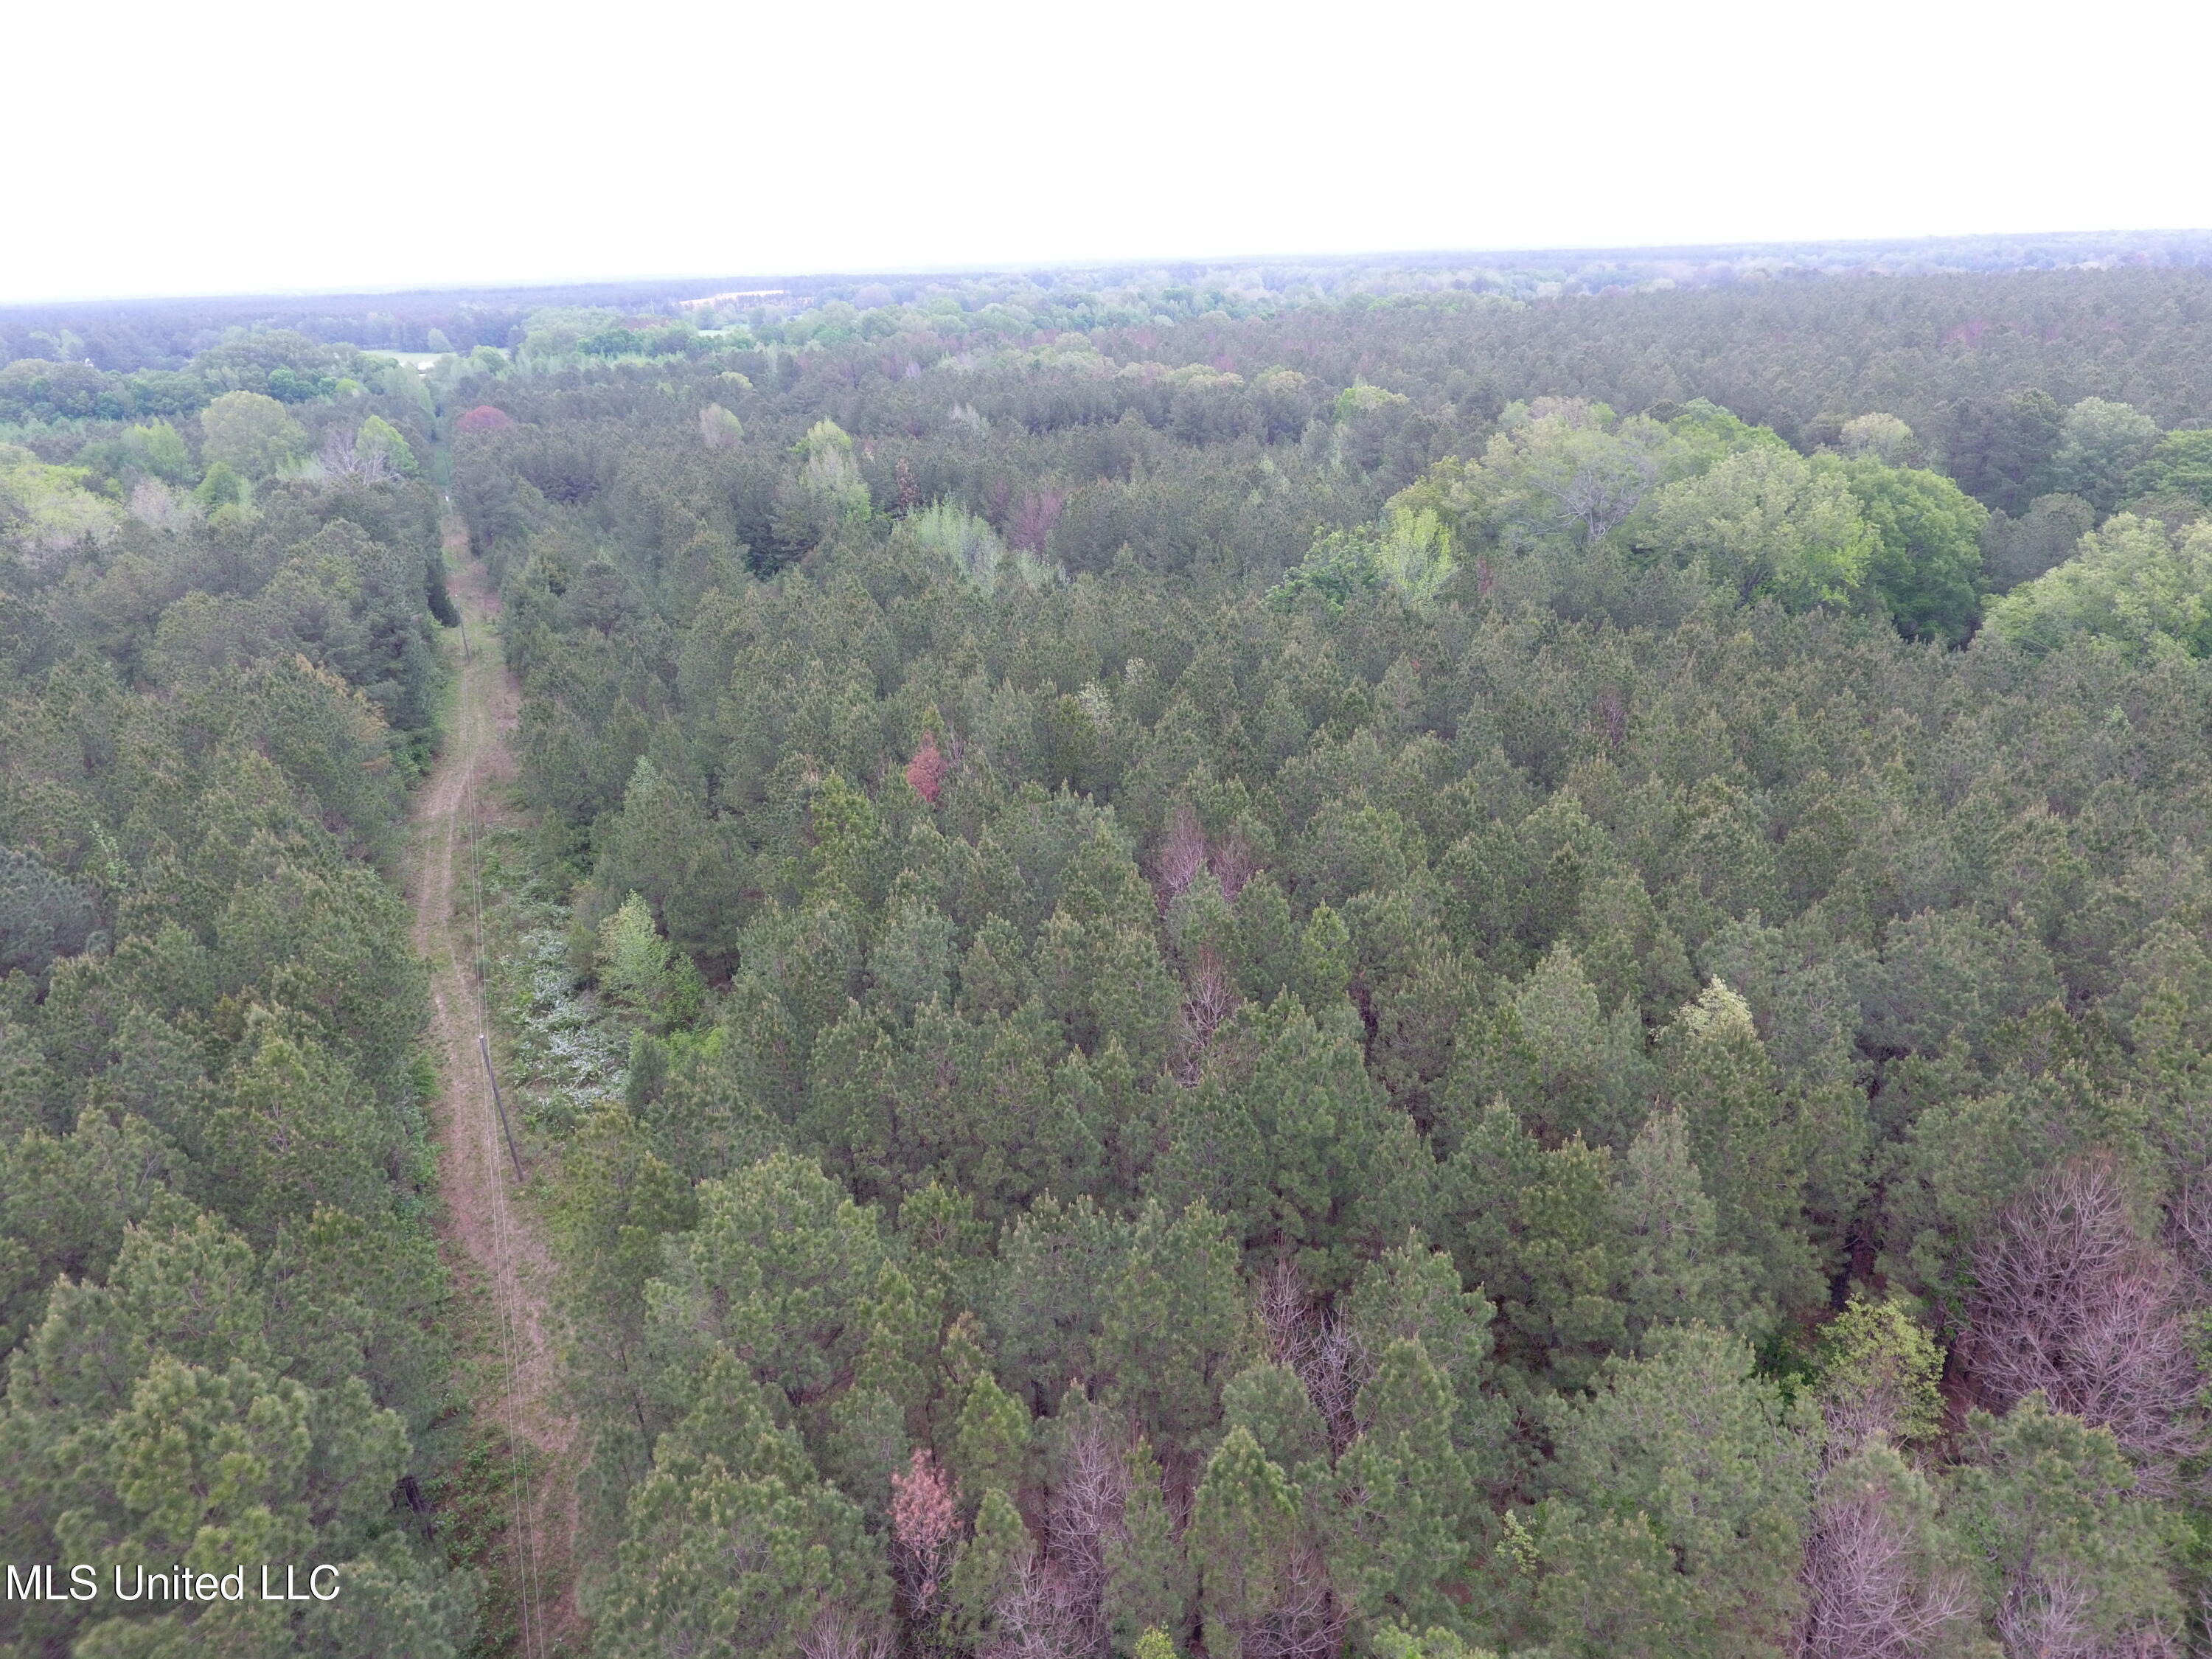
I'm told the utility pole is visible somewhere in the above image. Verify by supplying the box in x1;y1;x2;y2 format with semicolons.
479;1032;526;1183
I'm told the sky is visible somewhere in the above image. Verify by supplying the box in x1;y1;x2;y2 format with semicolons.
11;0;2212;304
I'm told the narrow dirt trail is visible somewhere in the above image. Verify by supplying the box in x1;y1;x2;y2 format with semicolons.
408;531;579;1655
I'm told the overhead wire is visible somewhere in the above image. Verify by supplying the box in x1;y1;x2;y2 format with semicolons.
456;577;549;1659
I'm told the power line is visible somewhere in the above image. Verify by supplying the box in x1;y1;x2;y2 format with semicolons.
452;579;548;1659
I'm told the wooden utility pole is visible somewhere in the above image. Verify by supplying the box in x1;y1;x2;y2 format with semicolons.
479;1032;526;1183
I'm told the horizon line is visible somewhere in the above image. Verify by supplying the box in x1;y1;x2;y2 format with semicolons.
6;226;2211;313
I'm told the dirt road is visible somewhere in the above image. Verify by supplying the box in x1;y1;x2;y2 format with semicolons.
408;540;577;1654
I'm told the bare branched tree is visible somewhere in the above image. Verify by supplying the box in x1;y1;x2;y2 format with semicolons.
1009;488;1066;554
1046;1409;1127;1627
319;424;392;483
1211;831;1256;901
1795;1469;1973;1659
1154;804;1209;908
1969;1157;2205;1495
982;1410;1147;1659
2098;1627;2183;1659
1245;1543;1343;1659
1258;1258;1315;1368
986;1552;1097;1659
2160;1169;2212;1288
1556;443;1658;544
1256;1261;1366;1455
1994;1568;2097;1659
801;1603;893;1659
1175;945;1240;1083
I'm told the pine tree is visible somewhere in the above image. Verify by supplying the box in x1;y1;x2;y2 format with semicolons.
1658;981;1823;1320
1333;1336;1482;1641
1189;1425;1300;1659
1945;1395;2180;1655
597;1354;887;1659
950;1367;1030;1509
1098;1200;1253;1471
1537;1325;1818;1659
1614;1105;1755;1349
947;1486;1033;1648
1104;1434;1188;1655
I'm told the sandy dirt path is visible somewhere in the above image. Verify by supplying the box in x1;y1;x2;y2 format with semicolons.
408;532;579;1654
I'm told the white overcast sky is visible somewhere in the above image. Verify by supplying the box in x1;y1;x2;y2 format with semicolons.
10;0;2210;304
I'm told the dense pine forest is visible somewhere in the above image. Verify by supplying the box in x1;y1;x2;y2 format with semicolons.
9;248;2212;1659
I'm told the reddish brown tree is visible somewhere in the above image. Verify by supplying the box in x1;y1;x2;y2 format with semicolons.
1009;488;1066;553
906;731;950;807
455;403;513;435
890;1447;961;1621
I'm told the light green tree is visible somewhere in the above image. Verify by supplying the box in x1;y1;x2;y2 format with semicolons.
192;457;248;512
1641;445;1878;608
796;419;871;521
199;389;307;479
698;400;744;449
1837;411;1918;464
596;890;705;1030
1479;408;1672;549
0;444;122;566
2044;396;2158;512
1984;513;2212;661
354;414;417;475
1830;455;1988;642
2127;425;2212;507
123;419;195;484
904;499;1060;594
1815;1291;1944;1444
1371;506;1456;606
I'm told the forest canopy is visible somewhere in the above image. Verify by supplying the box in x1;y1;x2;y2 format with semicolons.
7;243;2212;1659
